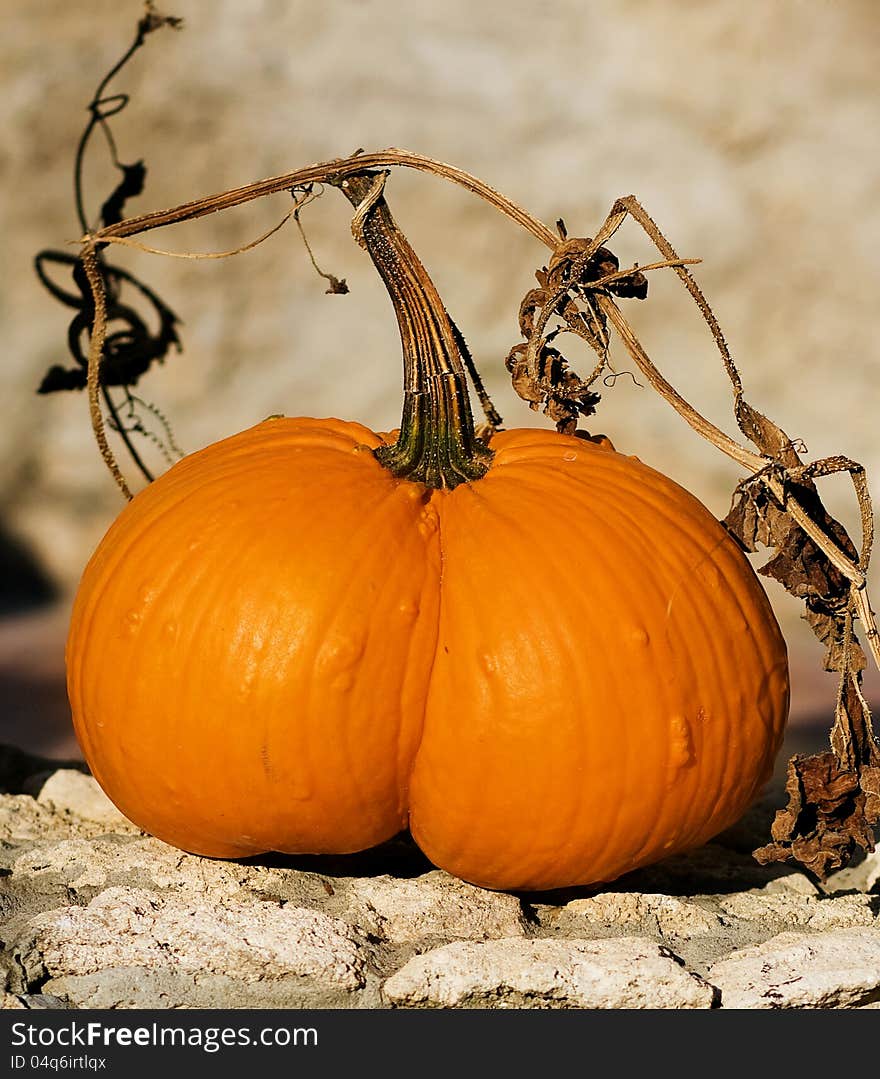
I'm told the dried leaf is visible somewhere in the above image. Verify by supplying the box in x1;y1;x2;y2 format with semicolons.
506;235;648;434
863;766;880;820
607;270;648;300
141;3;184;35
735;400;803;467
804;607;867;675
724;478;860;654
505;343;543;406
549;239;616;292
831;672;877;769
518;289;548;338
761;523;850;604
323;275;349;295
723;492;761;553
506;341;602;430
754;752;878;878
34;5;184;488
724;458;878;876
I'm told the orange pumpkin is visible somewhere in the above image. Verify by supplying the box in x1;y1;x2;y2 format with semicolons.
68;172;789;890
67;414;788;891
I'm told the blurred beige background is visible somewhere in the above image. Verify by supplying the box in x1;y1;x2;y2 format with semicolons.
1;0;878;755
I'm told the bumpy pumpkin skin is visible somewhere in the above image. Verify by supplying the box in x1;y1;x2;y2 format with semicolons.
67;417;788;889
409;429;789;890
67;418;441;858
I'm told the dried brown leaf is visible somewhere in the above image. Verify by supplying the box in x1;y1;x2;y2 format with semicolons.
505;235;649;435
804;607;867;675
506;343;602;430
505;343;542;406
863;766;880;820
724;458;877;876
735;400;803;468
831;673;878;770
518;288;547;338
754;752;878;879
324;275;349;295
724;479;859;646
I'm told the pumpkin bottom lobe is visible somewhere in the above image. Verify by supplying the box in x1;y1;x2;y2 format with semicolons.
404;430;789;891
67;419;442;861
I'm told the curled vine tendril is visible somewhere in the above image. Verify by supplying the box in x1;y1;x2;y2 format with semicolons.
34;3;184;485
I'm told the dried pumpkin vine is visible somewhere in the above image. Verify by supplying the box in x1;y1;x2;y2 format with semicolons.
35;2;184;486
48;5;879;879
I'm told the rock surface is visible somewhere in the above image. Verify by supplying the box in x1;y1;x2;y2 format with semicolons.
708;929;880;1009
35;769;141;833
15;887;365;1009
331;872;528;944
383;938;716;1009
1;760;879;1009
545;892;721;939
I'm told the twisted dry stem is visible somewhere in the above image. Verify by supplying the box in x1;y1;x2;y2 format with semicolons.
333;169;492;488
81;245;133;501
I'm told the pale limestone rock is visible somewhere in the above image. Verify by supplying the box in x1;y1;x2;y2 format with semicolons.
864;853;880;893
550;892;720;938
20;887;365;991
40;969;358;1011
761;873;821;897
12;836;209;896
383;937;715;1009
36;770;141;833
7;759;880;1010
708;928;880;1008
10;834;331;907
718;892;876;931
0;992;26;1009
824;849;880;896
339;872;527;943
0;794;68;843
12;838;172;893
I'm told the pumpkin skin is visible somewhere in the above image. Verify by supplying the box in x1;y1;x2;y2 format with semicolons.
67;416;788;890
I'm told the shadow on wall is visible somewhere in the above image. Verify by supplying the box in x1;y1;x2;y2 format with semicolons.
0;521;78;758
0;522;57;616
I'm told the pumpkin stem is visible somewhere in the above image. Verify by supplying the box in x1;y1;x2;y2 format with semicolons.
332;171;493;489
